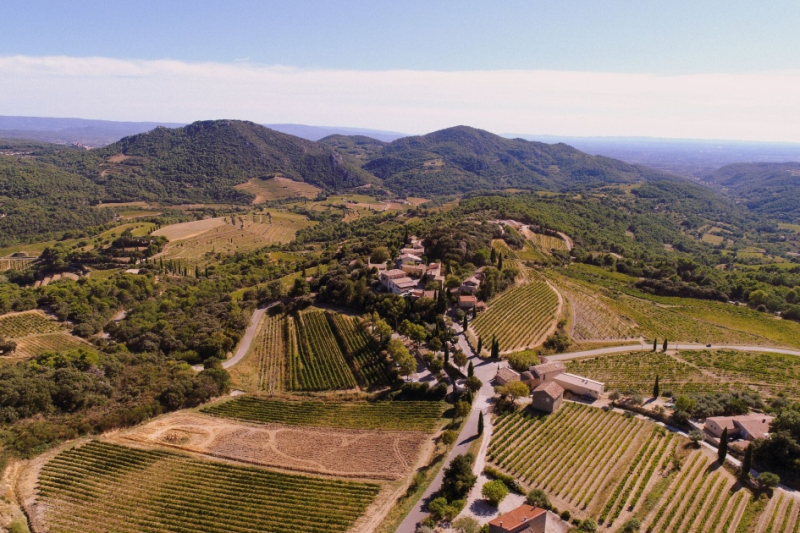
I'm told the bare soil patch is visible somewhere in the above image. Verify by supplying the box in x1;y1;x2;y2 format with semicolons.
116;411;428;480
152;217;226;241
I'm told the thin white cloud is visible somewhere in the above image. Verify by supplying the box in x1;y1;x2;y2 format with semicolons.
1;55;800;142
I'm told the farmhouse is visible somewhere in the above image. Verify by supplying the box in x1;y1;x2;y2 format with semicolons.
380;269;419;295
531;381;564;413
397;252;423;266
460;275;482;295
496;367;521;385
459;294;478;310
368;261;387;271
525;361;604;400
704;414;774;441
489;504;547;533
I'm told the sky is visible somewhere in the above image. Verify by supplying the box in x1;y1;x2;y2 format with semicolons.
2;0;800;141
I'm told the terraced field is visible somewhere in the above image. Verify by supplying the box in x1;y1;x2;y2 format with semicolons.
327;313;393;389
489;403;755;531
235;176;322;202
472;278;560;352
201;396;444;432
35;440;380;533
0;310;63;338
289;311;358;391
548;273;640;340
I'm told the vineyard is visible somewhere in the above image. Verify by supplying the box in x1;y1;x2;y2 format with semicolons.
565;349;800;399
759;494;800;533
488;403;757;531
13;332;95;359
488;403;650;517
0;310;63;338
289;311;358;391
254;314;286;393
547;273;640;340
472;278;560;352
327;313;393;389
35;440;380;533
201;396;444;432
565;351;731;396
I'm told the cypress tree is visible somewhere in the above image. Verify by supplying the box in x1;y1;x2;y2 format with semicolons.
477;337;483;356
468;361;474;377
490;247;497;264
718;427;728;463
463;314;468;332
663;339;668;352
653;338;658;351
740;444;752;479
444;343;450;365
478;411;484;435
498;253;503;270
653;375;660;398
195;266;200;278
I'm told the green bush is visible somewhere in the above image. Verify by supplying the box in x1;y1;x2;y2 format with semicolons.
482;479;509;506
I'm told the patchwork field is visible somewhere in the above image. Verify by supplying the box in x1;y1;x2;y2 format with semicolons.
471;277;561;353
12;332;95;359
489;403;756;531
33;440;380;533
201;396;445;432
235;176;322;202
153;212;313;265
120;411;427;480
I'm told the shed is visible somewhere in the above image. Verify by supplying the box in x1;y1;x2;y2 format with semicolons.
531;382;564;413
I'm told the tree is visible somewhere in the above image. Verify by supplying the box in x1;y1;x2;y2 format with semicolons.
478;411;484;435
441;453;477;501
497;253;503;271
430;337;443;354
388;339;416;377
653;338;658;352
526;488;551;510
441;429;458;449
370;246;390;264
740;444;753;479
718;427;728;463
0;336;17;355
620;518;641;533
463;313;468;332
653;375;660;398
454;350;468;368
490;247;497;264
482;480;509;506
476;337;483;356
758;471;780;489
465;375;483;393
663;339;668;352
579;518;598;532
456;400;472;419
374;319;392;345
506;381;530;403
468;361;474;377
452;516;480;533
688;429;704;446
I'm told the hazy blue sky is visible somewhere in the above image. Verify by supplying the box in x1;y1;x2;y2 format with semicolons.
2;1;800;140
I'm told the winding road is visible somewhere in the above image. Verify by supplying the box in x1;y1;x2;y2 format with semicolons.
546;341;800;361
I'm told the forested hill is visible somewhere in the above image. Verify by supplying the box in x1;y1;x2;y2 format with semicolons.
321;125;679;195
702;162;800;222
91;120;375;202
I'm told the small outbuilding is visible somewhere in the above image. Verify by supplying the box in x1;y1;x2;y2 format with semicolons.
531;381;564;413
495;367;521;386
489;504;547;533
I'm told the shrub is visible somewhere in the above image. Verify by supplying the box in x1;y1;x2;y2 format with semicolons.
482;480;509;506
579;518;598;532
758;471;780;488
621;518;641;532
560;510;572;521
484;466;523;493
452;517;480;533
688;429;705;446
442;453;477;501
526;488;552;510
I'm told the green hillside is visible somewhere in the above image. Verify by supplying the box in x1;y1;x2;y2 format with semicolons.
340;125;676;195
703;162;800;222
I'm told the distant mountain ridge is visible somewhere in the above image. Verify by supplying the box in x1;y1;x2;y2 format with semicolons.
321;125;676;195
702;162;800;222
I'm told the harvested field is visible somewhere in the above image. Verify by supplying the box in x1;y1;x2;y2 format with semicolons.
120;411;427;480
154;213;312;265
201;396;445;432
152;217;226;241
235;176;321;202
33;440;380;533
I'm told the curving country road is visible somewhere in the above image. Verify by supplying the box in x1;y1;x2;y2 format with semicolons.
192;304;272;372
546;341;800;361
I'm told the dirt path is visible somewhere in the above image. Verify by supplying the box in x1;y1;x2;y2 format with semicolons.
192;304;275;372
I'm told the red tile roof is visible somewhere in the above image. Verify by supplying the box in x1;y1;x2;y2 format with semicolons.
533;381;564;400
488;504;546;531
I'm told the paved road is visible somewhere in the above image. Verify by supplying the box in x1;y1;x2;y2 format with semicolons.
192;304;272;371
397;324;498;533
546;341;800;361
